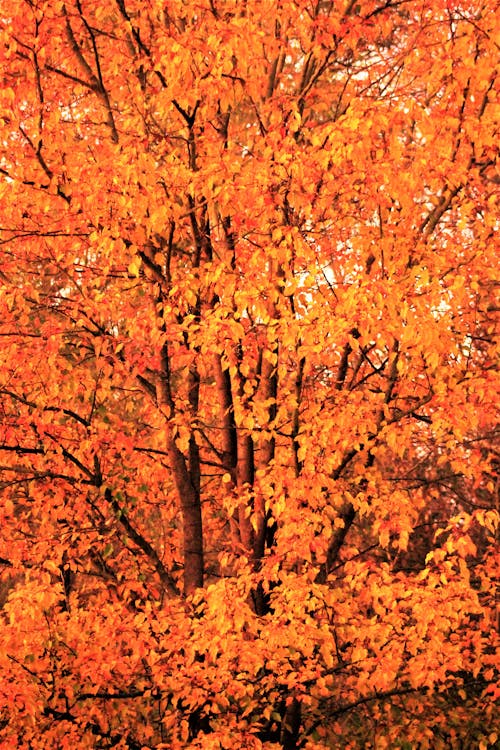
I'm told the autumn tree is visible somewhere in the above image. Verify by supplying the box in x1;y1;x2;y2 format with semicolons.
0;0;498;748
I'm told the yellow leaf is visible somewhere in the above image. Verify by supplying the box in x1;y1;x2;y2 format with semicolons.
128;256;142;277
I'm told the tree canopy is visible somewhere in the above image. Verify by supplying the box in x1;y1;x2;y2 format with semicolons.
0;1;498;748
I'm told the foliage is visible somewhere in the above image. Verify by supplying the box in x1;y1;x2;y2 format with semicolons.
0;1;498;748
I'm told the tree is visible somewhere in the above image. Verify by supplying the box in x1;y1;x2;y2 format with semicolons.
0;0;498;747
